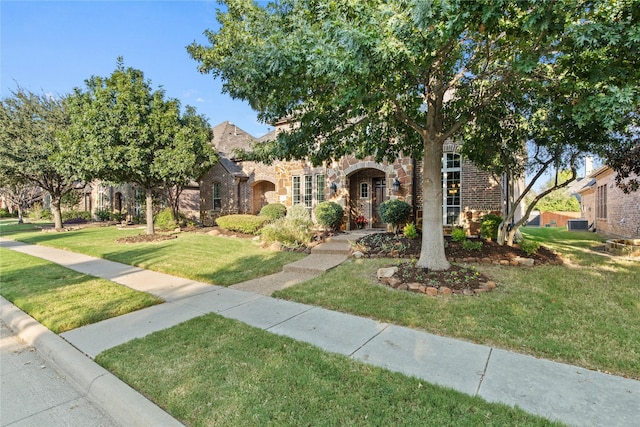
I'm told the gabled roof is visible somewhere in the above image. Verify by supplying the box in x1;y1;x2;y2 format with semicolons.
211;121;257;158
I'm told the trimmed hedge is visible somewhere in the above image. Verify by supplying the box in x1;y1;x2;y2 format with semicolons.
379;199;411;232
314;201;343;230
216;214;270;235
62;210;91;223
259;203;287;221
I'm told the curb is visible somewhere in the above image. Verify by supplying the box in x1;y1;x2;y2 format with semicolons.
0;297;183;427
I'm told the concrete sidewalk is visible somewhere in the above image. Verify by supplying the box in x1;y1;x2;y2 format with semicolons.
1;236;639;426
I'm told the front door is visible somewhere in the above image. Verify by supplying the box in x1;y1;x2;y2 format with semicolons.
372;177;386;228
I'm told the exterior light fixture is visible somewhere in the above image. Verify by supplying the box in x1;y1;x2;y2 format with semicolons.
393;178;401;193
330;182;337;195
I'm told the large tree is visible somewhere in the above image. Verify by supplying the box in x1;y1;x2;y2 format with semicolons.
189;0;634;270
62;59;216;234
0;88;75;230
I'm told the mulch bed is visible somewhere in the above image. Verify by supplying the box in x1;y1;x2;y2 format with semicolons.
356;233;563;296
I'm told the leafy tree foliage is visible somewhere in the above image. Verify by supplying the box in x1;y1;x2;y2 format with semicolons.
189;0;638;269
62;59;216;234
0;88;75;230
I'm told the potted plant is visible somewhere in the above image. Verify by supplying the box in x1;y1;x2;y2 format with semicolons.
355;215;368;229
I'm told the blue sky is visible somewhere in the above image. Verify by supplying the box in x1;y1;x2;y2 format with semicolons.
1;0;271;137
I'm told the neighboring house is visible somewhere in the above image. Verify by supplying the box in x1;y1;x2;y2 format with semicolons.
199;121;277;225
577;165;640;238
200;120;517;233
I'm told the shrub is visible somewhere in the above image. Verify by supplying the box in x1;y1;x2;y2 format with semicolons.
95;209;112;222
216;214;270;235
403;223;418;239
314;201;343;231
259;203;287;221
462;239;483;251
260;217;313;248
154;208;180;230
519;239;541;256
451;227;466;242
0;208;16;218
62;210;91;222
480;213;503;241
110;212;127;222
378;199;411;233
287;204;312;227
28;204;51;221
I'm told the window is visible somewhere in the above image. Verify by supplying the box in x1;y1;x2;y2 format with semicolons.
212;182;222;210
316;175;325;203
304;175;313;208
442;154;462;225
596;184;607;219
360;182;369;198
292;176;301;205
98;185;109;210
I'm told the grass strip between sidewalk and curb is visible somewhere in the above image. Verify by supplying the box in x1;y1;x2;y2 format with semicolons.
97;313;562;427
0;248;162;333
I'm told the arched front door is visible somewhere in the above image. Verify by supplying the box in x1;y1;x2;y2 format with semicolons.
348;168;387;229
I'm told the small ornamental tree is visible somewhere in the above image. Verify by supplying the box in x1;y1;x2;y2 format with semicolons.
62;59;216;235
0;88;75;230
378;199;411;234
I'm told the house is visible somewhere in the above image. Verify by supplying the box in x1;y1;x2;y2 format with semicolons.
577;165;640;238
199;121;277;225
200;120;515;234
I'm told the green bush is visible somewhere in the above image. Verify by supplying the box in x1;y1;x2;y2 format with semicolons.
462;239;483;251
216;214;270;235
403;223;418;239
62;210;91;222
110;212;127;222
95;209;111;222
519;239;541;256
259;203;287;221
379;199;411;233
0;208;17;218
480;213;503;241
154;208;180;230
260;217;314;248
29;204;52;221
287;204;312;227
314;201;343;231
451;227;466;242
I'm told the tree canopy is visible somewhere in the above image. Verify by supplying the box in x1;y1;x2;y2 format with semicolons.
0;88;74;230
62;59;217;234
189;0;638;269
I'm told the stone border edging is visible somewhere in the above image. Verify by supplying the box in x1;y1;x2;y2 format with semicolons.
0;297;183;427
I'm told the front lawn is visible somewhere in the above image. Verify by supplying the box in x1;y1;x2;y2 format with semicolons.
97;313;559;427
274;228;640;379
0;220;305;286
0;248;162;333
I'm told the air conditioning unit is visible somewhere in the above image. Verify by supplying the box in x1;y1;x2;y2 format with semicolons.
567;219;589;231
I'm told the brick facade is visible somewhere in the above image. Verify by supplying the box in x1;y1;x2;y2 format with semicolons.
579;167;640;238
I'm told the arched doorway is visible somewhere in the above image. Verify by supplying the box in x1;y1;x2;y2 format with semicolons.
252;180;276;214
347;168;387;229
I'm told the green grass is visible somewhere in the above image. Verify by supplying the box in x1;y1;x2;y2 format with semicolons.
97;313;560;427
274;228;640;379
0;248;162;333
0;220;305;286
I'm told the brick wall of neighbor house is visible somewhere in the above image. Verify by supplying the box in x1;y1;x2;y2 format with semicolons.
579;186;596;228
592;168;640;238
178;187;200;221
200;162;239;225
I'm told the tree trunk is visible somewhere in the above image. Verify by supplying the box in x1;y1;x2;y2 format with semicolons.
17;205;24;224
416;140;450;271
145;189;155;235
51;197;63;230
